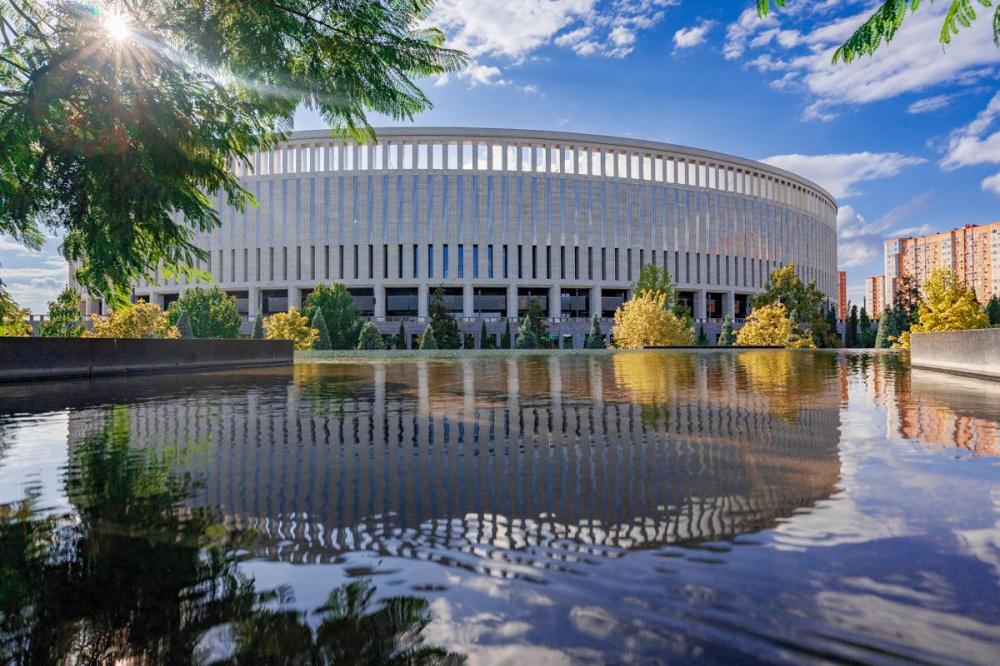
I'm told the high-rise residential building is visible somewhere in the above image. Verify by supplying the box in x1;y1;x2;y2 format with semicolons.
884;222;1000;306
837;271;847;320
865;275;885;318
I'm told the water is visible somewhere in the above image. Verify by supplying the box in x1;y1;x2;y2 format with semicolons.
1;350;999;664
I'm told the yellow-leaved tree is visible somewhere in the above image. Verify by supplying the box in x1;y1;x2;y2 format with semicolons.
85;300;180;339
902;269;989;348
612;292;694;349
735;302;794;347
264;307;318;350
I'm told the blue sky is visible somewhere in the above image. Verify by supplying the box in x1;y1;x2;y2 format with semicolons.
4;0;1000;310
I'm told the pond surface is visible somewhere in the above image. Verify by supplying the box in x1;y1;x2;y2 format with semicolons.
1;350;1000;664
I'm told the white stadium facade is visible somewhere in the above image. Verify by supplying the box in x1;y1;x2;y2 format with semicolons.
77;128;838;347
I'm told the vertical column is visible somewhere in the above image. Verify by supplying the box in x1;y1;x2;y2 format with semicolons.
288;287;302;310
463;284;474;319
694;290;707;321
549;285;561;320
507;284;518;320
418;284;429;320
248;287;260;318
374;285;386;319
726;291;736;319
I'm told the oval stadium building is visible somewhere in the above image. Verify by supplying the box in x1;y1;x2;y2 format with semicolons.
78;128;838;347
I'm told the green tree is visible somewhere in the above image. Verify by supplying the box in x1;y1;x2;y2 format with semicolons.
894;275;922;332
718;315;736;346
516;298;550;349
39;287;85;338
859;307;876;348
757;0;1000;63
584;313;605;349
312;310;332;351
251;314;265;340
356;321;385;350
633;264;676;304
986;295;1000;326
696;325;709;346
0;1;465;304
479;321;494;350
875;306;900;349
419;324;438;350
167;287;241;338
846;304;860;348
303;284;363;350
428;288;460;349
810;305;841;349
753;263;824;324
500;321;512;349
396;322;408;350
174;310;194;338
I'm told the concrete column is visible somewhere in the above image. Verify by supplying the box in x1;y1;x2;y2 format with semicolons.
248;287;260;318
549;285;561;320
725;291;736;318
374;285;386;319
694;290;707;321
288;287;301;310
418;284;429;320
591;286;602;318
507;284;518;319
463;284;474;319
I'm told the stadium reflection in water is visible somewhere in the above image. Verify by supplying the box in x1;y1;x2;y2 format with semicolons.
2;351;1000;664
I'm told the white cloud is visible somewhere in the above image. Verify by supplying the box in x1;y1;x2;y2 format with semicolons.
762;151;926;199
835;194;932;269
461;63;506;86
673;19;715;50
941;91;1000;169
907;94;953;114
981;172;1000;197
728;3;1000;120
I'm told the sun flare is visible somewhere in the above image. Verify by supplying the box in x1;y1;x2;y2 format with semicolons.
102;11;131;42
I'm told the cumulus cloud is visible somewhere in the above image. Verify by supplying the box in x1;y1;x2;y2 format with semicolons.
836;193;932;269
673;19;715;50
981;172;1000;197
762;151;926;199
907;94;953;114
941;91;1000;169
726;3;1000;120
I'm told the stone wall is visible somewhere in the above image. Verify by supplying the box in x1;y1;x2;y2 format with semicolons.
910;328;1000;380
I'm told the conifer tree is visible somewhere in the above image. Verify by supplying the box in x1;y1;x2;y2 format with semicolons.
312;310;332;351
251;315;265;340
419;324;438;350
718;315;736;346
585;314;605;349
175;311;194;338
356;321;385;350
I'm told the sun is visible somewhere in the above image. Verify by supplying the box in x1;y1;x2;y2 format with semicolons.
101;10;131;42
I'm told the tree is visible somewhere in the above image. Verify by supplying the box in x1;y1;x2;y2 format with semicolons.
874;306;900;349
584;314;605;349
40;288;84;338
0;292;31;337
753;263;824;324
786;310;816;349
859;307;876;348
735;303;792;347
810;305;841;349
612;292;695;349
428;288;461;349
174;311;194;338
718;315;736;346
479;321;493;350
85;300;179;339
757;0;1000;63
846;304;860;348
908;269;990;342
251;314;265;340
263;308;317;350
633;264;676;304
0;2;465;304
419;324;438;350
312;310;332;351
987;295;1000;326
516;298;551;349
302;284;363;350
696;325;709;346
356;321;385;350
167;287;240;338
396;322;408;350
894;275;922;332
500;321;512;349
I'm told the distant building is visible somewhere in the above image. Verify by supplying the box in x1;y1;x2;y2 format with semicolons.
865;275;885;318
837;271;847;320
884;221;1000;307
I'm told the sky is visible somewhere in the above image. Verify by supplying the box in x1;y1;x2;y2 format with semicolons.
3;0;1000;311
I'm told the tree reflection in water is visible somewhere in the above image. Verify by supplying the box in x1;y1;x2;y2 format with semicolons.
0;410;461;665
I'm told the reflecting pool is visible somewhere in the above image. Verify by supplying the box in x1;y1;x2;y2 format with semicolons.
1;350;999;663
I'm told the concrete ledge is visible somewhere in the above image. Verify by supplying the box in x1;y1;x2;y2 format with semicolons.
0;337;293;383
910;328;1000;380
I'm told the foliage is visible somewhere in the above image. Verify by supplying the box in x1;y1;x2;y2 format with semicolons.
585;314;605;349
874;306;900;348
753;263;824;324
174;311;194;338
633;264;676;304
987;295;1000;326
735;303;792;347
251;314;265;340
908;269;990;341
428;288;461;349
757;0;1000;63
303;284;362;350
859;307;876;348
894;275;922;332
696;325;709;346
846;304;860;348
39;288;84;337
718;315;736;346
786;310;816;349
356;321;385;350
810;306;841;349
516;298;551;349
500;321;512;349
479;321;494;350
85;300;179;339
165;287;240;338
611;292;695;349
264;308;317;350
312;310;332;351
0;1;465;304
0;289;31;336
419;324;438;350
396;322;408;350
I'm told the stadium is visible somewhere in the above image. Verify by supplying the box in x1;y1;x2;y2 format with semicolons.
77;128;838;347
